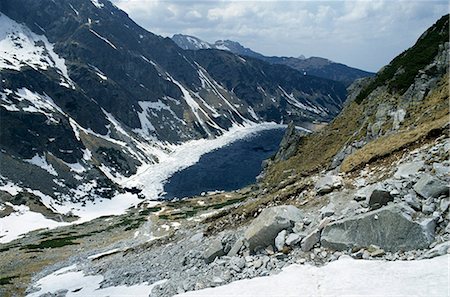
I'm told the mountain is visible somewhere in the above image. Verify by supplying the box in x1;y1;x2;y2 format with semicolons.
172;34;374;85
263;14;449;186
0;0;346;205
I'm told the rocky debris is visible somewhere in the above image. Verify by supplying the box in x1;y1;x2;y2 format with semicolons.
368;189;393;210
420;241;450;259
413;174;449;199
315;174;343;195
321;204;434;252
354;184;379;202
244;205;303;252
204;239;226;264
320;203;335;218
404;193;421;210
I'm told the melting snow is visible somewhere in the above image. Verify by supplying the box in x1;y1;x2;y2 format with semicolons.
176;255;450;297
25;154;58;176
0;204;69;243
0;13;74;88
88;248;121;260
26;264;166;297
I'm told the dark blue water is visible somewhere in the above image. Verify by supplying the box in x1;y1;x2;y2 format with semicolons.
162;128;285;200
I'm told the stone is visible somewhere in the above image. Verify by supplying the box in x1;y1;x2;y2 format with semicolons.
368;189;393;210
253;259;263;269
420;241;450;259
301;229;321;252
440;199;450;213
315;174;343;195
404;193;421;210
244;205;303;252
354;184;380;202
274;122;304;162
274;230;287;251
413;174;449;199
433;163;450;177
227;238;245;257
422;203;436;215
321;203;434;252
285;233;302;246
230;256;246;271
204;239;225;264
320;204;335;218
394;161;424;179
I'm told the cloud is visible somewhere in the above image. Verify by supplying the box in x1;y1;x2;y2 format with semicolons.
110;0;448;72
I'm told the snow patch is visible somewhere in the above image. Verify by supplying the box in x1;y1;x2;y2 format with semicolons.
90;0;104;9
176;255;450;297
26;264;166;297
25;154;58;176
0;13;74;88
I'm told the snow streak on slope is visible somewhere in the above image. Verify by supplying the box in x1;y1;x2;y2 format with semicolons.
0;13;74;88
176;255;450;297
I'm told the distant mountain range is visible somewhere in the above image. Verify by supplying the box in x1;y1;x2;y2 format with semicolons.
172;34;374;85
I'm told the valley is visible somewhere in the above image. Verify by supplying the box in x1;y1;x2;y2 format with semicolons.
0;1;448;297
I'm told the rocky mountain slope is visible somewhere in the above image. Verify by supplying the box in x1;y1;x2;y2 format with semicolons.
172;34;374;85
0;0;347;205
0;14;448;297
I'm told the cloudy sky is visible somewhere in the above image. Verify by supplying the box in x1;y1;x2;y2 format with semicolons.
111;0;448;72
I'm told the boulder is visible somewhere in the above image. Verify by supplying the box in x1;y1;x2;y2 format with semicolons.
315;174;342;195
413;174;449;199
227;237;245;257
354;184;380;202
420;241;450;259
321;203;434;252
204;239;225;264
244;205;303;252
394;161;424;179
368;189;393;210
285;233;302;246
301;229;321;252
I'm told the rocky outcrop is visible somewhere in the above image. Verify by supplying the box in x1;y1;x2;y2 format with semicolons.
244;205;303;252
321;204;435;251
273;122;304;162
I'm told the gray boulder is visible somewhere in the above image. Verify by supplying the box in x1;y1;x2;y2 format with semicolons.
321;203;434;252
368;189;393;210
301;229;321;252
315;174;342;195
275;230;287;251
420;241;450;259
244;205;303;252
285;233;302;246
394;161;424;179
413;174;449;199
204;239;225;264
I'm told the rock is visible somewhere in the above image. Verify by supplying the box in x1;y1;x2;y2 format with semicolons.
274;122;304;162
440;199;450;213
413;174;449;199
321;204;434;252
404;193;421;210
394;161;424;179
244;205;303;252
420;241;450;259
368;189;393;210
274;230;287;251
422;203;436;215
301;229;321;252
229;256;246;272
354;184;380;202
315;174;342;195
320;204;335;218
204;239;225;264
253;258;263;269
367;245;385;257
285;233;302;246
227;237;245;257
433;163;450;177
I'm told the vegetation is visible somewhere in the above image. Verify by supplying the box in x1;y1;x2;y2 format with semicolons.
355;14;449;103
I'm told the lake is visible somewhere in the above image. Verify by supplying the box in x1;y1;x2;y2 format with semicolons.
162;128;285;199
